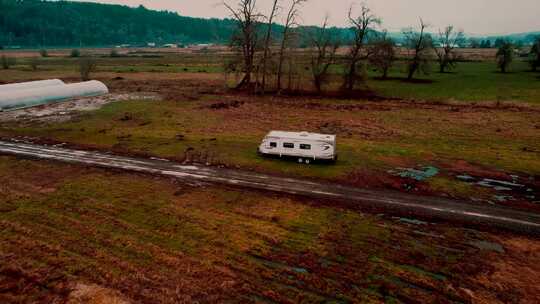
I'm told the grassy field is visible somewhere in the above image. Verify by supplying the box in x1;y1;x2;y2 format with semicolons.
1;68;539;209
1;156;539;303
3;49;540;103
1;48;539;302
1;52;540;204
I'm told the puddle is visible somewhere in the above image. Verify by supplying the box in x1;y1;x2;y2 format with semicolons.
468;240;505;253
457;173;538;203
398;217;427;225
389;166;439;181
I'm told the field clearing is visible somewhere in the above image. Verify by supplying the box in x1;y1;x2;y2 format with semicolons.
1;67;539;210
2;48;540;103
1;47;540;302
1;156;539;303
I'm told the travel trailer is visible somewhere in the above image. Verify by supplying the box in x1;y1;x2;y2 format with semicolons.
258;131;337;164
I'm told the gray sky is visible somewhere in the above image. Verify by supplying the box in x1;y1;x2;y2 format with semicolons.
75;0;539;35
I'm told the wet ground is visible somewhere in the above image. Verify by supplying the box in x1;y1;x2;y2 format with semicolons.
0;93;159;125
1;139;539;235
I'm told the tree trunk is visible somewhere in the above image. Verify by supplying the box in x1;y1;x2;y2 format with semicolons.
261;0;279;94
407;63;416;80
346;63;356;91
236;73;251;89
314;76;322;93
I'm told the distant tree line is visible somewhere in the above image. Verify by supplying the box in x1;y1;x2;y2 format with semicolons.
1;0;536;50
0;0;237;47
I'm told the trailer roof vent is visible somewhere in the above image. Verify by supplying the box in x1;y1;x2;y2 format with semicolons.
300;131;309;137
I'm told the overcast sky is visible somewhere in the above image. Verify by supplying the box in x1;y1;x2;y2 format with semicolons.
75;0;539;35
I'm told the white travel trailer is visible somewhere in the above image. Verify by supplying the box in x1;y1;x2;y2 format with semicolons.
258;131;337;164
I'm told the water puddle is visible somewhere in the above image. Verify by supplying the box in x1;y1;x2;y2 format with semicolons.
468;240;505;253
389;166;439;181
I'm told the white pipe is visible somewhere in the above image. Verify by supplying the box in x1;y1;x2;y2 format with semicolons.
0;80;109;111
0;79;65;92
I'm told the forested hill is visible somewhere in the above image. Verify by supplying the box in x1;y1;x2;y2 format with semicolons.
0;0;238;47
0;0;538;48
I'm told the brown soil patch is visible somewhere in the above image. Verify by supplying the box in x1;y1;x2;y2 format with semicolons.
467;235;540;304
68;283;130;304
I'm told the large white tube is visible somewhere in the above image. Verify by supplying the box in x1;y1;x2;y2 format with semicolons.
0;79;65;92
0;80;109;111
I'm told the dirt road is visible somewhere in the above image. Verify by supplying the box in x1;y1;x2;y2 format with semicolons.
1;140;539;235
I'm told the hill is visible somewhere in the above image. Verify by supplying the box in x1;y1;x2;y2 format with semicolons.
0;0;237;47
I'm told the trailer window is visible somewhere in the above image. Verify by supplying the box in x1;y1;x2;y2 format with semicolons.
283;143;294;149
269;142;277;148
300;144;311;150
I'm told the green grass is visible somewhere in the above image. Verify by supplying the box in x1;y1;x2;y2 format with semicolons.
366;60;540;103
5;54;540;103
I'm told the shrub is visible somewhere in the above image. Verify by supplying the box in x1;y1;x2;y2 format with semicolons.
1;55;15;69
39;49;49;57
70;49;80;57
29;57;39;71
79;56;97;81
496;42;513;73
529;38;540;72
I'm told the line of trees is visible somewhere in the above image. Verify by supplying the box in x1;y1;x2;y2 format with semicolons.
223;0;540;94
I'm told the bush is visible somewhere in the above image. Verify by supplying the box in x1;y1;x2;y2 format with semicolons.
79;56;97;81
39;49;49;57
29;57;39;71
529;38;540;72
110;49;120;57
1;55;15;69
70;49;80;57
496;42;513;73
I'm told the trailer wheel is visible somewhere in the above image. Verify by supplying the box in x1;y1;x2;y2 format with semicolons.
305;159;311;165
297;158;303;163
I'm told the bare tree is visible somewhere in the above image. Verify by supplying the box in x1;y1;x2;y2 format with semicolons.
403;19;433;81
309;17;340;93
342;3;380;91
368;32;395;79
435;25;465;73
260;0;280;93
276;0;306;91
224;0;262;89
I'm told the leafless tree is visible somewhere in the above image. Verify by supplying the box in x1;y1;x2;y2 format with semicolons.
368;32;396;79
276;0;306;91
224;0;262;89
403;18;433;80
309;17;340;93
435;25;465;73
342;3;380;91
260;0;280;93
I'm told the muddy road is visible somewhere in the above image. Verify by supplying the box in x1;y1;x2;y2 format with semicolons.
1;140;539;235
